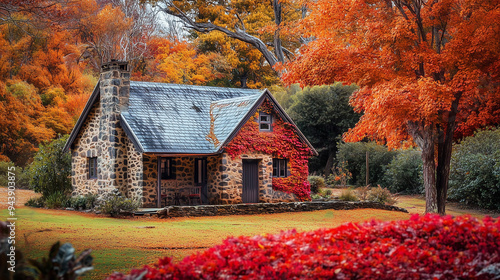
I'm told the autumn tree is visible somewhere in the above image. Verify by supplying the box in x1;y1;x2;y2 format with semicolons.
284;0;500;214
152;0;307;78
0;0;93;165
156;39;229;85
74;0;159;69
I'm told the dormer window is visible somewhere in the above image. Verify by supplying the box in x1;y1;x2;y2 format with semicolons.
259;112;272;131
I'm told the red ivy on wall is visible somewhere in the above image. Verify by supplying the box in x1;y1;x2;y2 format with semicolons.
225;99;314;201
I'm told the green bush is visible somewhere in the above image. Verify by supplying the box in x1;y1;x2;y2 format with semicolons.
0;161;29;189
27;135;71;197
98;189;140;217
66;194;97;210
337;142;397;186
308;176;326;194
382;149;424;194
367;185;397;205
25;196;45;208
449;128;500;210
338;188;358;201
45;191;69;209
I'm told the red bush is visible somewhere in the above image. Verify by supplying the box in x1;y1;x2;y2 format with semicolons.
107;215;500;279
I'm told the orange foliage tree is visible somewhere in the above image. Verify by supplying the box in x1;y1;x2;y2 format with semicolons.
0;0;93;165
284;0;500;214
156;39;225;85
152;0;307;82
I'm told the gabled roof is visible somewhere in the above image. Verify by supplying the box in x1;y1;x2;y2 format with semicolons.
64;81;317;156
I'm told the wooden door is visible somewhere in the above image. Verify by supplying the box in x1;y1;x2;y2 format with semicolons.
242;160;259;203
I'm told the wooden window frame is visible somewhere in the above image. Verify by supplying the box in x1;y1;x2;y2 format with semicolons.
160;158;175;180
88;157;97;179
258;112;272;132
272;158;288;178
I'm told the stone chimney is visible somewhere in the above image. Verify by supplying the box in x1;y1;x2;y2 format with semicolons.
100;60;130;112
98;60;130;192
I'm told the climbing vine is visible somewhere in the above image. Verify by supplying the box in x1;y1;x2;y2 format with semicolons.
225;99;314;201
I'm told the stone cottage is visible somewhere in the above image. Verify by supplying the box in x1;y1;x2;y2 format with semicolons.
63;61;317;207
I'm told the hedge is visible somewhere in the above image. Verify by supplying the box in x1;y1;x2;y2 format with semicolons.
107;214;500;279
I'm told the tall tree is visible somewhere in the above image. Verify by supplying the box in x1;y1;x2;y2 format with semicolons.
0;0;93;165
151;0;306;75
288;84;360;174
75;0;159;69
284;0;500;214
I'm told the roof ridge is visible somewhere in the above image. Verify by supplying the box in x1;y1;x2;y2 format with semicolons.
130;81;262;93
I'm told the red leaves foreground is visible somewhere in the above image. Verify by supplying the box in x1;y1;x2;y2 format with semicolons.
107;215;500;279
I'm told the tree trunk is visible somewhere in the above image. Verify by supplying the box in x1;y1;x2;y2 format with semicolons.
323;149;334;176
409;122;438;213
435;93;462;214
421;137;438;213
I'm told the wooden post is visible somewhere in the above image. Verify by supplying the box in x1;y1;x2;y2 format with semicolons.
366;151;369;186
157;156;161;208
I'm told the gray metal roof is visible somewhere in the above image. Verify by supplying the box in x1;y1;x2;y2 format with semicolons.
64;80;317;156
121;82;264;153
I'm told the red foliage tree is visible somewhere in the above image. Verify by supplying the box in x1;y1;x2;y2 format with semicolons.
284;0;500;214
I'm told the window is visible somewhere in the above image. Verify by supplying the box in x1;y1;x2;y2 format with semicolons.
259;112;272;131
272;159;288;177
160;158;175;179
88;157;97;179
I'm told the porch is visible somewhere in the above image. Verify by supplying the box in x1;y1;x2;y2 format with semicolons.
142;154;220;208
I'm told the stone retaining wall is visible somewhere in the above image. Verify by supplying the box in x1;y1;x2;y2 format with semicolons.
156;200;408;218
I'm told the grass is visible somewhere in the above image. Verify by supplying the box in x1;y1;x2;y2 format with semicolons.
1;187;498;279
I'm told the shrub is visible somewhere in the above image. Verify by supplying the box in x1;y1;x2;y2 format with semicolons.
27;135;71;197
66;194;98;210
449;128;500;210
308;176;325;194
382;149;423;194
324;189;332;197
338;188;358;201
310;193;323;200
326;161;352;187
367;185;397;205
25;197;45;208
106;215;500;280
337;142;397;186
98;189;140;217
45;191;69;209
355;185;370;200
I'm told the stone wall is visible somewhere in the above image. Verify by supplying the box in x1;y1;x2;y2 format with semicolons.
71;104;100;196
157;200;408;218
71;61;143;202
